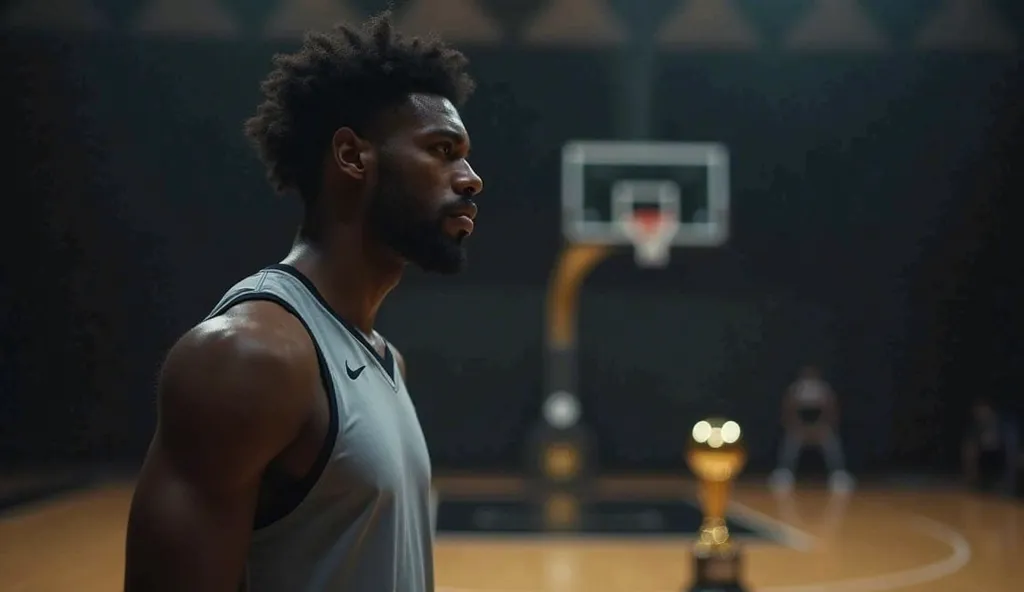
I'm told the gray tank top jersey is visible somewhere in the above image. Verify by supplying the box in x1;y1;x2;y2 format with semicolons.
204;264;434;592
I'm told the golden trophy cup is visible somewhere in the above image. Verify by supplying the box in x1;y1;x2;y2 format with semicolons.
684;418;748;592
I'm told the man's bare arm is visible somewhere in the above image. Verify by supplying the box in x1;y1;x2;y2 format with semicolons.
823;387;840;427
124;303;318;592
781;387;799;429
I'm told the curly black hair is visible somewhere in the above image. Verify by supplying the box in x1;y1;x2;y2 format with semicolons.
244;11;476;203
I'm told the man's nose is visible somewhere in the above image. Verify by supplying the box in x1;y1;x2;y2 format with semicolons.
453;161;483;197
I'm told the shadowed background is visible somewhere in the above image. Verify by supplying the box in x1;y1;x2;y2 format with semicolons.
1;0;1022;481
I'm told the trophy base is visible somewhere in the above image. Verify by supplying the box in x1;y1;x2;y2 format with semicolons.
686;546;747;592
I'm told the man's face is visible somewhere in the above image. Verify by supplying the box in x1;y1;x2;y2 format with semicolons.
365;94;483;274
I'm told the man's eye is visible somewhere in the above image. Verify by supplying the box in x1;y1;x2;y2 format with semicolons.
434;143;453;156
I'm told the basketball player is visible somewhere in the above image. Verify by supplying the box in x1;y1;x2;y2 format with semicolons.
769;365;854;493
962;396;1018;494
124;13;482;592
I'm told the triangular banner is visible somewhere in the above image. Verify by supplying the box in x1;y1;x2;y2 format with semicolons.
2;0;109;30
265;0;362;38
785;0;888;51
522;0;626;46
914;0;1017;51
134;0;239;36
397;0;502;43
657;0;759;50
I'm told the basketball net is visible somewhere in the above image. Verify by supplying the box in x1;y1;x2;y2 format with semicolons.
620;209;678;268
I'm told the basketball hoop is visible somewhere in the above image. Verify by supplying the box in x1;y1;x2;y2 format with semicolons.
620;209;678;268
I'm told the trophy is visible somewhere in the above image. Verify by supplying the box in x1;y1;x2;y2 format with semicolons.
685;418;748;592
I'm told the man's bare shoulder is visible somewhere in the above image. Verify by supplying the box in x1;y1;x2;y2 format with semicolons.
163;301;317;393
156;301;319;477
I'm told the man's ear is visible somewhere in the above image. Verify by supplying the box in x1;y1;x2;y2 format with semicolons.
331;127;374;181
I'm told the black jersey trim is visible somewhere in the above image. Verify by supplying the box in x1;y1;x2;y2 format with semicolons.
264;263;395;381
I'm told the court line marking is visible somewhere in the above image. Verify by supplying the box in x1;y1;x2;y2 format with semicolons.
436;515;971;592
726;499;817;552
759;515;972;592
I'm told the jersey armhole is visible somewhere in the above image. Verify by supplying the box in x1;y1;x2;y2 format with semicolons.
209;291;340;531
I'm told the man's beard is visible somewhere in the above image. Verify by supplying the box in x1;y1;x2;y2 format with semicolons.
366;175;469;275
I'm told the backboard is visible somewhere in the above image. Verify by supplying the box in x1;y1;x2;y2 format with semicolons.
560;140;731;249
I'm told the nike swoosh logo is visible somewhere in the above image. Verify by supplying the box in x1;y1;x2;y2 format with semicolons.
346;361;366;380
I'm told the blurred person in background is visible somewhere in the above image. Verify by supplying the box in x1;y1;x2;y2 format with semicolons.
962;396;1019;495
770;365;854;493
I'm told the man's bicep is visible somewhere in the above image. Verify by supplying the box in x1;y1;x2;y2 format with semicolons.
126;442;261;592
157;313;316;486
126;314;316;590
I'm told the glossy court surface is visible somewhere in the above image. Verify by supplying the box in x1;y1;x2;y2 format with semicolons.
0;475;1020;591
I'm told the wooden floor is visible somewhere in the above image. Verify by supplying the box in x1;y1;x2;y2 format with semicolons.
0;476;1020;591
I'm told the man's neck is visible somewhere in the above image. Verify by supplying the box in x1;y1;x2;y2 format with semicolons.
281;229;403;336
